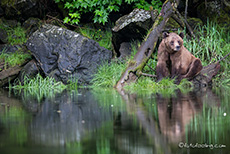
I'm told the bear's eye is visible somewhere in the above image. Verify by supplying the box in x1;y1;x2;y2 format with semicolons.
170;41;174;45
178;41;181;45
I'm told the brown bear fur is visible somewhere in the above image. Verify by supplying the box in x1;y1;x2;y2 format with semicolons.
156;32;203;83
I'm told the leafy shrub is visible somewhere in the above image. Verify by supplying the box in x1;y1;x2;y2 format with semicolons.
54;0;162;25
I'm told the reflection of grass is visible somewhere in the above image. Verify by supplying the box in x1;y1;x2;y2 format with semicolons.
0;106;31;146
92;88;126;112
186;87;230;144
124;78;192;96
12;74;67;102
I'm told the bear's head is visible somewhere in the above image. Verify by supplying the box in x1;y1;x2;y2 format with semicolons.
163;32;184;54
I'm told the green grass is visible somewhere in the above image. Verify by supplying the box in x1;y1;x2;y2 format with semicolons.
11;73;80;101
67;76;78;90
0;23;27;45
7;26;27;45
78;26;113;50
182;21;229;66
0;49;31;69
91;60;126;87
181;21;230;86
12;74;67;102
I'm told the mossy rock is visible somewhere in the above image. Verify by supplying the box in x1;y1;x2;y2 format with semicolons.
1;0;17;6
197;2;230;28
1;0;41;22
187;18;203;30
165;17;181;32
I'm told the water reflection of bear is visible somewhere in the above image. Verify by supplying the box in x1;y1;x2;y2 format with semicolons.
157;90;203;143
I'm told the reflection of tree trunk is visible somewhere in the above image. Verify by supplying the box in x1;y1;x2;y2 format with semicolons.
115;1;177;90
117;90;172;154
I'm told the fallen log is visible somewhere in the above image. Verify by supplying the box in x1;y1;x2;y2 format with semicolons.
0;63;24;87
115;0;177;90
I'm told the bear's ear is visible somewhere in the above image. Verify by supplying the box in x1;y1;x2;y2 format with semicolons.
179;32;184;39
163;32;169;39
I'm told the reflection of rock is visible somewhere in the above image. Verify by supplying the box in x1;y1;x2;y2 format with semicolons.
28;90;112;146
26;24;112;85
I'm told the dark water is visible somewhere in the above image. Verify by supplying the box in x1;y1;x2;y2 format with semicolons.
0;87;229;154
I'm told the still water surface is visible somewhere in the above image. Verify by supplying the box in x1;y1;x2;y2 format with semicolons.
0;87;229;154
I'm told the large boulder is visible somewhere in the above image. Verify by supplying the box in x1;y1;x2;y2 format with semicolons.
112;8;158;58
26;24;112;85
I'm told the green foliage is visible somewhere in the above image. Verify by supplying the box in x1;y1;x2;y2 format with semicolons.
0;49;31;69
54;0;162;25
0;24;27;45
91;60;126;87
134;0;162;12
7;26;27;45
78;26;112;50
1;0;17;6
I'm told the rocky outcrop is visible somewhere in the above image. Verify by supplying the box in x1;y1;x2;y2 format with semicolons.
0;6;3;17
22;17;42;37
112;8;158;58
0;28;8;44
197;1;230;29
1;0;43;21
26;24;112;85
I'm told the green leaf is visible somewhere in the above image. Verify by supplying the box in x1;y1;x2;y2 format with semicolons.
64;2;72;9
54;0;60;3
108;5;115;11
63;17;71;23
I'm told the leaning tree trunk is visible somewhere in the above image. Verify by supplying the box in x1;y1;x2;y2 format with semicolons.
115;0;178;90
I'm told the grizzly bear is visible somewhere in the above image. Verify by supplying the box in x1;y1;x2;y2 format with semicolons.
156;32;203;84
